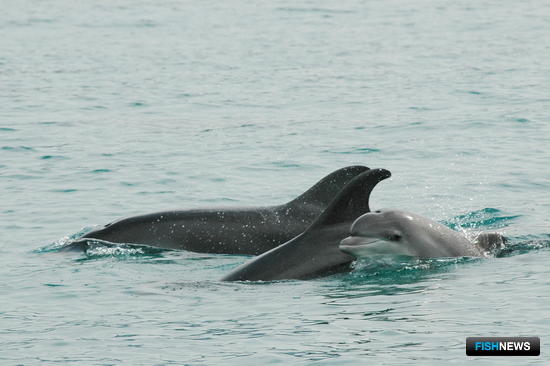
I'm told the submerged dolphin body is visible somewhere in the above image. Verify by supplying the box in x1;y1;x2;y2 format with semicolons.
75;166;369;255
222;168;391;281
339;209;506;258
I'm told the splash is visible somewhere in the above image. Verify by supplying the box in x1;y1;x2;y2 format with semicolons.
442;208;521;230
37;228;171;260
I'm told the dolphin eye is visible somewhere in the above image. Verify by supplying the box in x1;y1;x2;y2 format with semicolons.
387;233;402;241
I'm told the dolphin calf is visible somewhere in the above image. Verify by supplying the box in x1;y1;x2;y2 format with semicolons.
222;168;391;281
75;166;369;255
339;209;506;258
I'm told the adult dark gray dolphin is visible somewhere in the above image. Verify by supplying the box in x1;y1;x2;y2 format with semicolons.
222;168;391;281
339;209;507;258
74;166;369;255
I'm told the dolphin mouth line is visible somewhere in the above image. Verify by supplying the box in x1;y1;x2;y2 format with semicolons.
339;235;381;248
339;235;414;258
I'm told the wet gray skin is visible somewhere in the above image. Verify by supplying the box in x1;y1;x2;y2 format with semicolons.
74;166;369;255
340;209;506;258
222;168;391;281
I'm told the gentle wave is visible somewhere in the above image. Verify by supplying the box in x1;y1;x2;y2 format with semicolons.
442;207;521;230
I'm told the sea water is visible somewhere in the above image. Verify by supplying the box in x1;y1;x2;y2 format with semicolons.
1;0;549;364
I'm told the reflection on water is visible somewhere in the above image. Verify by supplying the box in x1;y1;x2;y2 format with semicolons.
318;256;476;300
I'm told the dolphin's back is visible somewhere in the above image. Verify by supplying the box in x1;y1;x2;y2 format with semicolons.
82;207;300;254
78;166;369;254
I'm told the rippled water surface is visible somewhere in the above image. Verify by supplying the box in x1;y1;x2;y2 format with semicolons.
1;0;550;364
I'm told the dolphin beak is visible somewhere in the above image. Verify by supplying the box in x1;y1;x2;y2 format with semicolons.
340;236;365;247
340;235;414;258
339;235;381;256
340;236;379;247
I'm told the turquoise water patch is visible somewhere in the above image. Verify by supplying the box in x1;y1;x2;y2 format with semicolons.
90;169;112;173
442;208;521;230
322;147;381;154
2;145;34;151
40;155;66;160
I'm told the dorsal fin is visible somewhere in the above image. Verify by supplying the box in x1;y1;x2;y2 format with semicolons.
285;166;370;209
310;168;391;229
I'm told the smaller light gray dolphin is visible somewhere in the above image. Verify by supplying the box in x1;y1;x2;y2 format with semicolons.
340;209;506;258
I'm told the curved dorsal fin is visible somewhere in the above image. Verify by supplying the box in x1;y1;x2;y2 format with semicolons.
310;168;391;229
285;165;370;209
